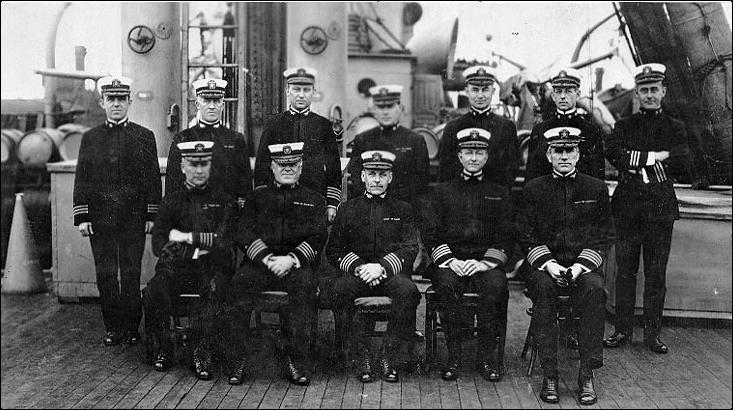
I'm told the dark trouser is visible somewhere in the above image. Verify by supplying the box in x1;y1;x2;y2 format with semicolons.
614;218;675;339
226;262;317;363
330;274;421;359
526;269;606;378
143;254;228;356
429;267;508;366
89;228;145;334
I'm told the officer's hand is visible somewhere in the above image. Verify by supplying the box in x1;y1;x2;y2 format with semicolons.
654;150;670;162
327;207;337;223
359;263;383;283
78;222;94;237
270;256;295;278
463;259;487;277
569;263;585;281
145;221;154;234
169;229;192;244
544;261;567;285
448;259;467;276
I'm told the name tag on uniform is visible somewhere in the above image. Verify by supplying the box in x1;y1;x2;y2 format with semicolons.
202;203;221;210
293;201;314;207
394;147;412;153
224;144;235;149
573;200;597;204
484;196;502;201
383;217;401;221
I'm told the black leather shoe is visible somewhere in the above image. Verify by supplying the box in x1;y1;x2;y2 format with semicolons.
358;353;374;383
645;336;668;354
193;348;212;380
603;331;632;348
578;376;597;405
103;331;121;346
478;360;500;382
284;357;310;386
540;377;560;404
124;330;140;345
379;357;399;383
153;350;171;372
441;357;460;381
228;358;246;385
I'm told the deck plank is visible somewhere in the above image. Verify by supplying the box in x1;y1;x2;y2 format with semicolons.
437;379;460;409
280;383;306;409
259;377;288;409
197;377;232;409
115;369;167;409
299;372;327;409
360;378;381;409
134;369;186;409
217;377;253;409
456;375;481;409
172;378;213;409
239;377;271;409
400;372;421;409
154;369;198;409
340;375;363;409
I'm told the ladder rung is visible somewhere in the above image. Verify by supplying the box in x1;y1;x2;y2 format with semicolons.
188;63;240;68
187;24;238;29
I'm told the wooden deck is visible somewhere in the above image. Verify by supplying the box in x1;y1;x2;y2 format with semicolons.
2;283;731;409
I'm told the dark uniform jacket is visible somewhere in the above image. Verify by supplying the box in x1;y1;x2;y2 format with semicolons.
237;183;328;269
525;109;606;183
166;122;251;202
327;193;419;276
517;170;614;271
424;176;515;269
438;108;519;188
73;120;161;231
152;183;237;268
347;125;430;201
605;108;689;221
254;109;342;208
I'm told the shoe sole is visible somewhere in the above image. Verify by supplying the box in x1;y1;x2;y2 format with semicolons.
541;396;559;404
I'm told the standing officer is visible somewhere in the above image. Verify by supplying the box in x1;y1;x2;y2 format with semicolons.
346;85;430;203
254;67;342;222
166;78;251;206
524;68;606;183
144;141;237;379
424;128;514;382
517;127;614;405
603;63;689;354
227;142;327;386
438;65;519;189
327;150;421;384
74;75;161;346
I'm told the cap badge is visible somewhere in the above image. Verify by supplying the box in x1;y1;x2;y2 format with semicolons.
208;80;217;89
477;68;486;76
372;152;382;161
379;87;389;96
559;71;567;78
195;143;205;152
297;68;306;77
559;129;570;138
283;145;292;155
643;66;652;74
111;79;122;88
470;130;480;139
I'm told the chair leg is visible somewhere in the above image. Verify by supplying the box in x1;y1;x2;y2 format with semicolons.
425;303;434;370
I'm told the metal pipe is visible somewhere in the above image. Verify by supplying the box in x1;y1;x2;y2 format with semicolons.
569;48;618;70
34;68;107;81
43;2;71;128
491;51;526;70
571;13;616;63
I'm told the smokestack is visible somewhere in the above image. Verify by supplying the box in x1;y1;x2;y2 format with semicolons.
595;67;604;92
74;46;86;71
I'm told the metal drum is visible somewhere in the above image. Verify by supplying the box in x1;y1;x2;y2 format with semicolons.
412;127;439;160
56;123;89;161
16;128;64;168
344;115;379;157
1;129;24;164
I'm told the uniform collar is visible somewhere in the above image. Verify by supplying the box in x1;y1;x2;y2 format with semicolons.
552;168;578;179
379;122;399;132
554;107;578;119
289;106;311;117
462;169;484;182
640;107;663;116
198;119;221;128
364;191;387;200
470;106;492;116
184;181;209;192
106;117;129;128
274;181;298;189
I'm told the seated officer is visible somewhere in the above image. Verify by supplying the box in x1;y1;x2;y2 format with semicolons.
144;141;237;379
226;142;327;386
517;127;614;405
327;150;421;384
423;128;514;382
